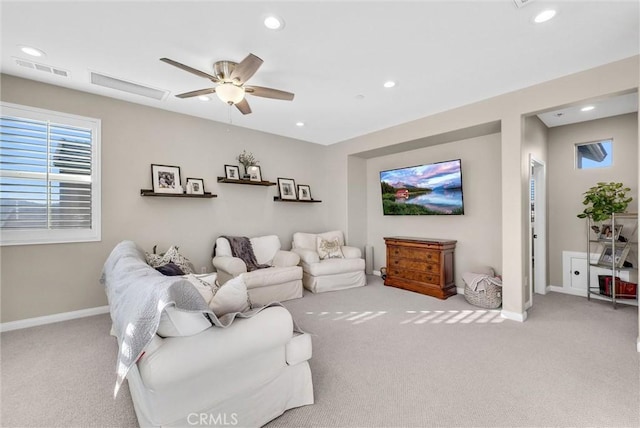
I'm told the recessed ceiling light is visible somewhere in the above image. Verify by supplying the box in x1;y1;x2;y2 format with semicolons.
383;81;396;88
534;9;556;23
197;95;210;101
296;122;305;127
19;45;45;57
581;106;595;112
264;15;284;30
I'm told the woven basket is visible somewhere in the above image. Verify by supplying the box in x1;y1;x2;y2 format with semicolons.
464;281;502;309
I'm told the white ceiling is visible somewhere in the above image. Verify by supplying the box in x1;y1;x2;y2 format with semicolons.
1;1;638;145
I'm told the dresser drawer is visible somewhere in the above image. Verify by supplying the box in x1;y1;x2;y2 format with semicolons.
388;246;440;263
388;257;440;274
388;268;440;285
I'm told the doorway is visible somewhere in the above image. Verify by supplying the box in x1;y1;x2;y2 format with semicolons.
528;156;547;308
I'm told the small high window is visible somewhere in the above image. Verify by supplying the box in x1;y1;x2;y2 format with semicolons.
575;139;612;169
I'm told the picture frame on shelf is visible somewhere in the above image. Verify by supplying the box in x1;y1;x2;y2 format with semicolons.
297;184;312;201
277;177;297;200
598;224;623;241
151;164;182;194
248;165;262;182
186;178;205;195
225;165;240;180
598;243;630;268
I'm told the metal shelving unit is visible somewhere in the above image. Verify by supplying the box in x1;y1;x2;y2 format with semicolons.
586;212;638;308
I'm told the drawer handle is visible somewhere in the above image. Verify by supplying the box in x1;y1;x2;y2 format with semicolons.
394;260;399;264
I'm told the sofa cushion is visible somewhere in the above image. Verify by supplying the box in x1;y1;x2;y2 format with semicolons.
242;265;302;289
250;235;281;265
215;235;281;266
305;257;366;276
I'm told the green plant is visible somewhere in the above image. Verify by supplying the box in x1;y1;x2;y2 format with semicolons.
577;182;632;222
237;150;258;169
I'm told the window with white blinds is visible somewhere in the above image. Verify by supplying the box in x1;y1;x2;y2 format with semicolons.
0;102;101;245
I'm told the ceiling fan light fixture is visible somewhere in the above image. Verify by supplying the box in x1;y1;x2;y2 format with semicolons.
216;83;245;104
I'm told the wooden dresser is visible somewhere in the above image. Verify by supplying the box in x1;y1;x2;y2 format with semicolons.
384;236;457;299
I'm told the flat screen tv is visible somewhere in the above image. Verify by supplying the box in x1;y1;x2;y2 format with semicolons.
379;159;464;215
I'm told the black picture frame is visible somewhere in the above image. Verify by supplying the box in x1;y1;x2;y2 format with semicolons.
186;177;205;195
248;165;262;182
225;164;240;180
151;164;182;194
277;177;297;200
297;184;312;200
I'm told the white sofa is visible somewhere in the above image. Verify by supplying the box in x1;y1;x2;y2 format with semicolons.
213;235;303;305
103;241;314;427
291;230;366;293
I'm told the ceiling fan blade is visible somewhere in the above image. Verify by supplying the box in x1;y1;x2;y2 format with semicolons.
230;53;263;84
175;88;216;98
245;86;295;101
160;58;219;82
235;98;252;115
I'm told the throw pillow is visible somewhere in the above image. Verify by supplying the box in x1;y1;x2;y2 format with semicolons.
155;262;185;276
316;237;344;260
157;307;211;338
209;275;251;317
145;245;195;274
183;273;219;304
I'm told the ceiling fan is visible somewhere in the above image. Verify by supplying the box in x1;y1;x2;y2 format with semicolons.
160;53;294;115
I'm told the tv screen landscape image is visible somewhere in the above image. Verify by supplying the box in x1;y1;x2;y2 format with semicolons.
379;159;464;215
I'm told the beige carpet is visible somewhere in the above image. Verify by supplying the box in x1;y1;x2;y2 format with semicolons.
2;276;638;427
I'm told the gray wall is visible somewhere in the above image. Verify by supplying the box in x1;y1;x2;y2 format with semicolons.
365;134;502;282
547;113;639;286
0;74;329;322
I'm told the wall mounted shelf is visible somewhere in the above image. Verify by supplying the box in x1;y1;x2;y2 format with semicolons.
140;189;217;198
217;177;276;186
273;197;322;203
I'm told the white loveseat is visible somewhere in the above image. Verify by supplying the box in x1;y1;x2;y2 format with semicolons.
102;241;313;427
292;230;366;293
213;235;303;305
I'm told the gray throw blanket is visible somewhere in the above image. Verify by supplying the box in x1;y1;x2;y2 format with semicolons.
220;235;270;272
101;240;290;397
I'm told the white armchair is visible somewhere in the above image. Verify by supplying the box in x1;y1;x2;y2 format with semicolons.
213;235;303;305
291;230;366;293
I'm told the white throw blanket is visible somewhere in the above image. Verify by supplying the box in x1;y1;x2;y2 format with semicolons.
462;272;502;292
101;240;292;397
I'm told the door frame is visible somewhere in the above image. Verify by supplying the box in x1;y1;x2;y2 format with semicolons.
528;155;548;309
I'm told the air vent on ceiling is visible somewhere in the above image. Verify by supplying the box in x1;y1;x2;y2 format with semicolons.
13;57;70;78
90;71;168;101
513;0;536;8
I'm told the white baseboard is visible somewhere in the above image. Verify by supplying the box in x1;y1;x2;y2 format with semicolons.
637;336;640;353
372;270;381;277
0;305;110;332
501;309;528;322
456;286;465;295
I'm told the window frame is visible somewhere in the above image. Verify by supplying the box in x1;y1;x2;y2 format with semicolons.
0;102;101;246
575;138;613;170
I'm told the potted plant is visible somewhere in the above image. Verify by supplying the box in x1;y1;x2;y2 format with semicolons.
237;150;258;179
577;182;632;224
